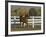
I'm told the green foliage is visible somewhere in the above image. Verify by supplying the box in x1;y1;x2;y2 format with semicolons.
29;8;41;16
14;8;21;16
11;7;41;16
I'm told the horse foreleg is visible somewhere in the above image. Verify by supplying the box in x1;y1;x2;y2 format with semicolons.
20;22;23;27
24;23;26;27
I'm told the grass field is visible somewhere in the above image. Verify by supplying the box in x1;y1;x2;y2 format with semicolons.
11;24;41;31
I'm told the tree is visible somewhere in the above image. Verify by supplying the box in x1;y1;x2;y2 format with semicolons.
14;8;21;16
29;8;37;16
29;8;41;16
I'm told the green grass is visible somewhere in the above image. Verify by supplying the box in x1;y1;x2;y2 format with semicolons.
11;24;41;31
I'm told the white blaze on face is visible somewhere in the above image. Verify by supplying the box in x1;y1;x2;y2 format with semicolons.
23;16;25;17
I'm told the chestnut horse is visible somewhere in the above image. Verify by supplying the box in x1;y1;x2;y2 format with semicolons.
19;8;29;27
